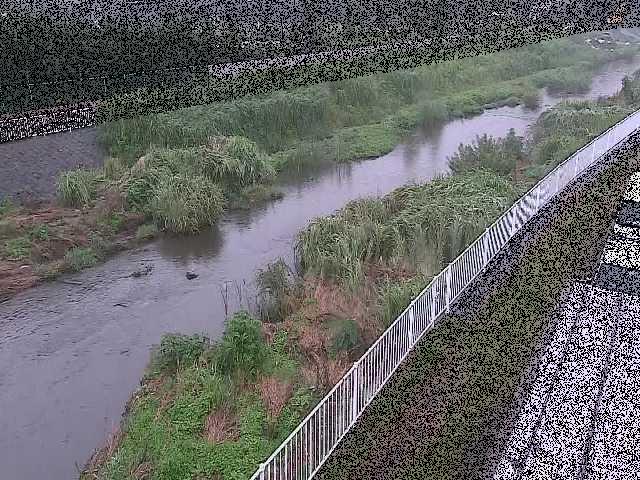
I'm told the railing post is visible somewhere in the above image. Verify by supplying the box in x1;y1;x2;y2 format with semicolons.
482;227;490;267
445;267;451;313
351;361;360;424
408;306;415;346
430;286;437;328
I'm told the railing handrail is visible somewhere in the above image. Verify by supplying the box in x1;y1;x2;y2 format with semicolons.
250;107;640;480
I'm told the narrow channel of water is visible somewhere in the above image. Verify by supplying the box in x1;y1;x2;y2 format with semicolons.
1;56;639;480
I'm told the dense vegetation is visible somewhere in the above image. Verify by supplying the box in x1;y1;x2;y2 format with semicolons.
98;36;635;164
82;67;640;478
1;35;637;294
1;0;624;111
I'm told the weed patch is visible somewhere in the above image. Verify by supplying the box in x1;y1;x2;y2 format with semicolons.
135;223;159;241
56;169;101;208
3;236;31;261
64;247;98;272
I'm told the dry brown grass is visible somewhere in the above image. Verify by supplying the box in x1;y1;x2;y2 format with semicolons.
261;321;280;346
204;406;239;444
81;426;123;478
131;461;154;480
301;351;351;393
304;277;380;343
95;188;126;217
259;376;294;420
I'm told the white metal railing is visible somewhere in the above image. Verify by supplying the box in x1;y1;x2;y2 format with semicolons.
0;107;96;143
249;107;640;480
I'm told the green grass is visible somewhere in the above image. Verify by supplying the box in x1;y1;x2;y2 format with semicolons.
135;223;159;241
98;35;637;168
57;169;101;208
0;198;14;218
64;247;99;271
3;236;31;261
29;224;49;241
85;312;315;480
315;142;639;480
0;218;18;239
149;174;226;234
296;170;520;289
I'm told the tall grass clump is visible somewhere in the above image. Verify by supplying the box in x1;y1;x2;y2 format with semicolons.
64;247;98;271
377;277;427;328
200;136;275;187
57;169;100;207
296;171;519;289
529;101;631;168
149;174;225;234
257;259;296;323
217;311;268;379
149;333;209;375
448;128;524;176
621;71;640;105
531;65;594;94
329;318;362;356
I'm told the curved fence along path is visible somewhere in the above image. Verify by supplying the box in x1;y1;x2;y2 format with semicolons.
0;107;96;143
249;108;640;480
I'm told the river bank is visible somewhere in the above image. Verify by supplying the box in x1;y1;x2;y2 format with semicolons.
1;38;638;301
80;90;640;477
2;39;640;480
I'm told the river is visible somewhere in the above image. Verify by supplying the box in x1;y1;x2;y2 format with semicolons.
1;56;639;480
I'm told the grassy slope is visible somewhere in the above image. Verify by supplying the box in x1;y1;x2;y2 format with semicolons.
82;94;640;480
98;36;637;170
313;144;640;480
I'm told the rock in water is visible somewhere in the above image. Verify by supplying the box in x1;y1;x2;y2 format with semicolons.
186;271;198;280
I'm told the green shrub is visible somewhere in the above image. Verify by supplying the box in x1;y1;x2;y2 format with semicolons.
378;278;426;328
200;136;275;187
522;91;541;110
135;223;159;241
4;236;31;260
0;198;13;218
149;174;225;234
257;259;294;323
29;224;49;241
217;311;268;378
621;73;640;105
330;319;362;355
104;157;126;180
0;219;18;238
150;334;209;375
97;213;125;235
64;247;98;271
57;169;100;207
448;129;524;176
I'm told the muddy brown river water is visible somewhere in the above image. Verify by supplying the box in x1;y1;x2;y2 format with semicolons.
1;56;640;480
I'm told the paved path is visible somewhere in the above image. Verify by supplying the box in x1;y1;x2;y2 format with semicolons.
0;127;105;202
493;283;640;480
